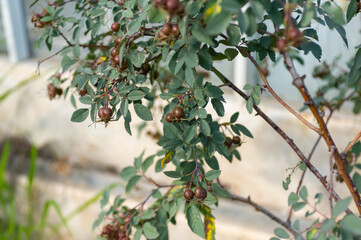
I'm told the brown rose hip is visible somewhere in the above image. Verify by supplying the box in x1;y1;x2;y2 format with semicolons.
114;55;120;65
232;136;241;145
165;113;175;123
111;22;120;32
115;36;123;46
173;107;184;119
194;186;207;201
111;47;118;57
162;22;172;35
224;137;233;147
276;38;288;53
98;107;112;123
184;188;194;200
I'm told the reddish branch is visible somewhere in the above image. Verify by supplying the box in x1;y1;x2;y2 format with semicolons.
235;45;319;134
282;52;361;215
211;67;346;207
219;34;319;133
342;131;361;155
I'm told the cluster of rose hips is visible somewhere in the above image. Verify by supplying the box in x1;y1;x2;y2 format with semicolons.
158;22;180;40
30;9;51;29
47;83;63;100
165;106;184;123
224;135;241;148
155;0;185;15
276;27;303;53
98;107;113;123
47;73;63;100
183;186;207;202
100;219;131;240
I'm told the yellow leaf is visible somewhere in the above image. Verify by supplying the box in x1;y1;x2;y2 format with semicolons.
161;150;173;167
204;0;222;21
203;207;215;240
96;56;107;65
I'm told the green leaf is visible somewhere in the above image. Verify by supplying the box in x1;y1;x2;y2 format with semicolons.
141;156;155;173
206;12;232;35
204;85;223;98
246;98;253;114
288;192;299;206
120;166;137;181
353;172;361;192
192;23;215;46
300;1;316;27
163;171;181;178
200;120;211;136
205;170;221;181
332;197;351;218
227;24;241;45
211;99;225;117
134;104;153;121
274;228;289;239
182;125;197;143
238;10;249;34
100;188;110;208
120;98;129;118
186;205;205;238
320;218;336;232
235;124;253;138
224;49;238;61
340;214;361;236
61;56;77;73
126;175;141;193
199;47;213;70
230;112;239;123
128;90;145;101
299;186;308;201
212;183;232;198
292;202;306;211
70;108;89;122
346;0;357;22
143;222;160;239
148;5;166;23
322;2;345;25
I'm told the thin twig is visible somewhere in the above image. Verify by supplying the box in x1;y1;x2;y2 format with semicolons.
230;193;301;238
36;46;70;74
282;51;361;215
342;131;361;156
219;34;319;133
211;67;349;211
287;111;334;223
329;146;335;213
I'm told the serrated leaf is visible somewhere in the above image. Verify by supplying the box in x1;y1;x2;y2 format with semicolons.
274;228;289;239
205;170;221;181
332;197;351;218
299;186;308;201
230;112;239;123
200;120;211;136
128;90;145;101
120;166;137;181
235;124;253;138
238;10;249;34
61;56;77;73
340;214;361;235
134;104;153;121
70;108;89;122
206;12;232;35
126;175;141;193
346;0;357;22
212;183;232;198
143;222;160;239
163;171;180;178
246;98;253;114
186;205;205;238
288;192;299;206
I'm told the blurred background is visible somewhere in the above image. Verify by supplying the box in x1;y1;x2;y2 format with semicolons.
0;0;360;239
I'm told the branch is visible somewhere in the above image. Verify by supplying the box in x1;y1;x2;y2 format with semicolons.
230;193;301;238
36;46;71;74
287;111;334;223
211;67;348;208
342;131;361;155
219;34;319;133
282;52;361;215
